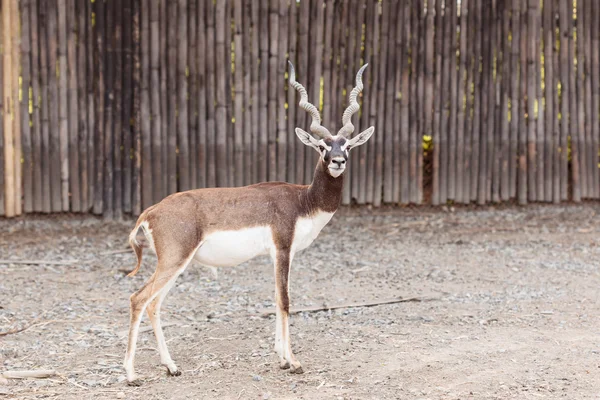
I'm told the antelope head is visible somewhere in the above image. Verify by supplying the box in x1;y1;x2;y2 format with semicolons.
288;61;375;178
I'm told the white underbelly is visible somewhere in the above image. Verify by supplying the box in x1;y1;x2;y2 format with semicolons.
194;226;273;267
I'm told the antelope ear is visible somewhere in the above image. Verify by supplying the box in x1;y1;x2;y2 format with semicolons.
295;128;320;151
345;126;374;150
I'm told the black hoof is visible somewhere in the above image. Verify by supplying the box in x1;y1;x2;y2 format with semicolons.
166;368;182;377
127;379;143;387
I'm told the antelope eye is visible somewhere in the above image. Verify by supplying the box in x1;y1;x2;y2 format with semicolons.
319;145;325;152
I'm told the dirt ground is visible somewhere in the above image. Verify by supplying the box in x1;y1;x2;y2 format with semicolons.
1;204;600;399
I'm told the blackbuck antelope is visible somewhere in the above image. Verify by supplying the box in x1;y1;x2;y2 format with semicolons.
123;61;374;385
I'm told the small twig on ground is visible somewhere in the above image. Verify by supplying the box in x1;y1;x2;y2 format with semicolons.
0;317;44;337
99;249;132;256
260;296;437;317
0;259;79;266
2;370;56;379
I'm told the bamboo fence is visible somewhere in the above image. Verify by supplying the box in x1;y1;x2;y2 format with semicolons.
1;0;600;218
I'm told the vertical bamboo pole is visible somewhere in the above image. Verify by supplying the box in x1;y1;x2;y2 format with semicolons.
66;0;79;212
10;0;19;214
526;0;538;202
381;0;395;204
491;0;500;203
21;0;33;213
2;0;15;216
592;0;600;199
518;0;528;204
345;0;359;205
463;0;476;202
166;1;177;193
285;0;296;184
177;0;189;191
358;0;372;204
0;0;4;216
415;0;424;204
381;0;396;204
398;0;409;204
206;0;216;187
431;0;443;205
543;0;554;202
583;0;593;198
159;0;167;195
140;0;152;209
77;0;89;211
112;0;123;219
391;0;403;204
570;0;580;202
86;0;94;208
31;0;43;212
48;0;62;211
509;0;520;199
39;0;52;213
188;0;197;189
215;0;228;186
132;0;141;215
58;0;69;211
373;0;389;207
553;0;562;203
456;0;468;203
197;0;207;188
470;0;482;201
441;0;452;203
103;0;114;218
448;0;458;201
295;0;309;184
268;0;279;183
122;0;133;212
499;0;510;201
276;0;288;183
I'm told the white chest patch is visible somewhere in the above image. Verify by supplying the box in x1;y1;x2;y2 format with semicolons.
292;212;335;252
194;226;274;267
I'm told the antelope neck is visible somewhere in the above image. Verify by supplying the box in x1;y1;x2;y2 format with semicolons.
304;160;344;214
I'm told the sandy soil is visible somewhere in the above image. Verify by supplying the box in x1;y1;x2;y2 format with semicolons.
1;204;600;399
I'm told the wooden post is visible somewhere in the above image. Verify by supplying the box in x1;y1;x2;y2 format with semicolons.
122;0;133;213
526;0;537;202
591;0;600;199
85;0;95;209
166;1;177;193
440;0;452;204
197;0;207;188
392;0;403;204
187;0;197;189
2;0;15;216
58;0;69;211
177;0;189;191
21;0;33;213
0;0;4;216
76;0;89;211
432;0;443;205
398;0;409;204
215;0;228;186
535;0;545;202
448;0;458;202
543;0;555;202
382;0;397;205
569;0;580;202
268;0;279;183
295;0;308;184
112;0;123;219
509;0;520;199
30;0;43;212
456;0;469;203
140;0;152;210
39;0;52;213
517;0;528;204
276;0;289;183
148;0;161;204
66;0;79;212
499;0;510;201
132;0;142;215
470;0;482;202
285;0;296;184
103;0;115;218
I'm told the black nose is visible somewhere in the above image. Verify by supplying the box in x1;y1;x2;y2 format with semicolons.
332;159;345;167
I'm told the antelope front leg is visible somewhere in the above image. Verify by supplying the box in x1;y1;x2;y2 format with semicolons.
273;250;303;374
